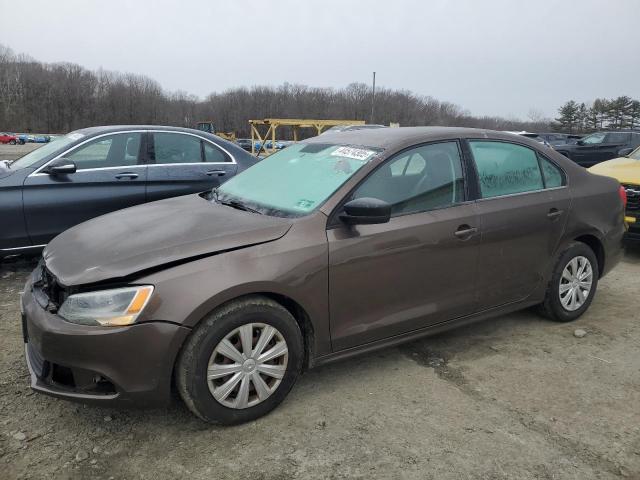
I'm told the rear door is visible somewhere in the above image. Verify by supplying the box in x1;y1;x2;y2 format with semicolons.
23;131;147;245
146;131;237;202
467;140;570;309
601;132;631;161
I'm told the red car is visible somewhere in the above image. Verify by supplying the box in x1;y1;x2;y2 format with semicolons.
0;133;18;145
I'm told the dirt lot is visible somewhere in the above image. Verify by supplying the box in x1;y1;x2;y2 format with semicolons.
1;249;639;480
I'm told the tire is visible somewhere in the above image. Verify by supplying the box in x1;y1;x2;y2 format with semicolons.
9;139;16;145
176;295;303;425
537;241;599;322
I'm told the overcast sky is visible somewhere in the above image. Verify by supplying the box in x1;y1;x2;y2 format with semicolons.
1;0;638;119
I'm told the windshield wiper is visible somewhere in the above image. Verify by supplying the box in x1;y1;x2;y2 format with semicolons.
220;199;262;214
211;188;262;214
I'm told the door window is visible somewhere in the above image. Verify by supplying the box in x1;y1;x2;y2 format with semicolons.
469;141;544;198
65;133;141;170
352;141;464;215
538;156;564;188
203;141;230;162
581;132;606;145
604;132;630;144
153;133;202;164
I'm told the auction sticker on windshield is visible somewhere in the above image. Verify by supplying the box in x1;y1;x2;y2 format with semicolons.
331;146;376;162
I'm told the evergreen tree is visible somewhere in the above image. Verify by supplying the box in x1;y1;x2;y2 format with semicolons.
606;96;633;129
555;100;580;133
629;100;640;130
592;98;609;129
577;103;588;132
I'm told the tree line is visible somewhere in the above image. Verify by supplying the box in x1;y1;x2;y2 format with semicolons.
1;43;636;139
554;97;640;134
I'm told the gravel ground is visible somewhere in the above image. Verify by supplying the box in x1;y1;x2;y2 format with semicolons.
1;248;639;480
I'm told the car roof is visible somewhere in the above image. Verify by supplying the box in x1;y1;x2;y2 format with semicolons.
69;125;252;159
73;125;213;136
304;126;541;150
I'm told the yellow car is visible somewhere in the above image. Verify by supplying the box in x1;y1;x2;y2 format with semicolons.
589;146;640;240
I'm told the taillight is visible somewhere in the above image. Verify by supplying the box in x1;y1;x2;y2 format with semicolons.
619;185;627;208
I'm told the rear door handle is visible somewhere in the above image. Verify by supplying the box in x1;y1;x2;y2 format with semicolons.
115;172;138;179
206;170;226;177
454;225;478;239
547;208;563;219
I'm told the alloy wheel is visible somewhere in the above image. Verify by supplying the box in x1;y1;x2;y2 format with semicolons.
559;256;593;312
207;323;288;409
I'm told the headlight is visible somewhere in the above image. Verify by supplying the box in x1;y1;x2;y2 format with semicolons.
58;286;154;327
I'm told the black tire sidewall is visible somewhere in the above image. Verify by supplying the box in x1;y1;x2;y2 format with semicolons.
547;243;599;322
180;301;303;425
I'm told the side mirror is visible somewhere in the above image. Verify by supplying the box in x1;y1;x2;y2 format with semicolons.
47;158;76;175
576;140;584;146
340;197;391;225
618;147;633;157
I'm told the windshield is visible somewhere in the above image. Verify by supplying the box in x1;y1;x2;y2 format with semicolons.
217;143;381;217
10;133;84;169
630;147;640;160
581;132;606;145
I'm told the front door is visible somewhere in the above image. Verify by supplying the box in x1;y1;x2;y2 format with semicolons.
23;132;147;245
146;131;237;202
571;132;608;167
328;141;480;351
467;140;571;310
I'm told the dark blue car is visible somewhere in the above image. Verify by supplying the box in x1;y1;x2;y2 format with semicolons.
0;125;258;258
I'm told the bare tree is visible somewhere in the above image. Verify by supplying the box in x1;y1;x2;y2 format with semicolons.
10;42;631;138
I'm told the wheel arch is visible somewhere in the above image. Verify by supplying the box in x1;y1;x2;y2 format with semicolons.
183;290;317;371
257;292;316;370
573;234;605;278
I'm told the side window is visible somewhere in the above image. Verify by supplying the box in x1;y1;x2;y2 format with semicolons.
352;141;464;216
605;132;630;144
469;141;543;198
581;132;606;145
538;155;564;188
389;153;426;176
66;133;141;170
203;141;230;162
153;133;202;164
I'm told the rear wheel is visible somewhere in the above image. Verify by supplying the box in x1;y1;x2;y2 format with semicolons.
176;296;303;424
538;242;599;322
9;139;16;145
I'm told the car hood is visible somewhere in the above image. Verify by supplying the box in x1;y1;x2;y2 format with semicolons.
43;194;293;286
588;157;640;185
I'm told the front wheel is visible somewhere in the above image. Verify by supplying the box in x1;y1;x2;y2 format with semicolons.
176;296;303;424
538;242;599;322
9;139;16;145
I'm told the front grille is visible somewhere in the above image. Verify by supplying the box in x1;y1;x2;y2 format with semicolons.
623;183;640;214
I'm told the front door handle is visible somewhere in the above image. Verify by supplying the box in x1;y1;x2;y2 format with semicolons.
454;225;478;240
115;172;138;179
206;170;226;177
547;208;563;219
